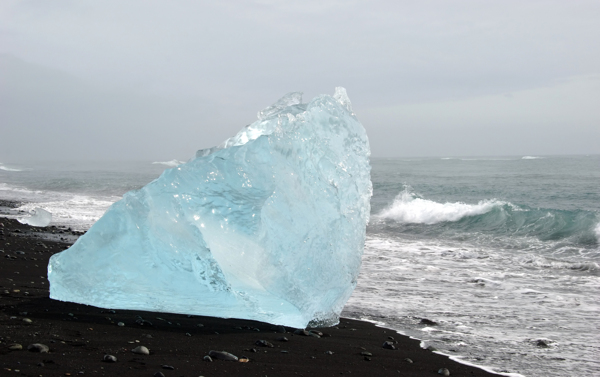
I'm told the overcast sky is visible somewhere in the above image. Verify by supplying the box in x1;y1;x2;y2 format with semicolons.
1;0;599;161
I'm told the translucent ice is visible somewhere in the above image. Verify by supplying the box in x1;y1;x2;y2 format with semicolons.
18;207;52;227
48;88;372;328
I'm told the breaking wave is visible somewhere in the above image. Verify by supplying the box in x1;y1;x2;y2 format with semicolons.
152;159;184;167
378;187;600;246
0;183;42;195
378;188;505;224
0;163;27;172
522;156;544;160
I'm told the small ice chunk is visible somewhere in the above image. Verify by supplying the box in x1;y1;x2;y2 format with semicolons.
18;207;52;227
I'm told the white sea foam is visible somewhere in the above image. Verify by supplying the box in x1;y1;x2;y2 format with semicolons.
378;188;504;224
521;156;544;160
346;234;600;377
441;157;516;161
595;222;600;243
0;163;26;172
516;253;599;271
152;159;185;167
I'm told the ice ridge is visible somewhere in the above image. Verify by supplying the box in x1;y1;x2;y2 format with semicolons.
48;88;372;328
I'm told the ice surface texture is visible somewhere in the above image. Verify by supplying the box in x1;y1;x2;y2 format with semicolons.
19;207;52;227
48;88;372;328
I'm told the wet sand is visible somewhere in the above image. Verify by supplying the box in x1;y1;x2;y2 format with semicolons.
0;216;497;376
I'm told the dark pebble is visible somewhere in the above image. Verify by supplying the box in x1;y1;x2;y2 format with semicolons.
27;343;49;353
382;341;396;350
255;339;274;347
154;372;166;377
294;329;310;336
438;367;450;376
536;339;552;348
161;365;175;370
203;356;213;362
270;325;287;333
277;337;289;342
7;343;22;350
420;318;438;326
208;350;238;361
103;355;117;362
131;345;149;355
135;318;153;326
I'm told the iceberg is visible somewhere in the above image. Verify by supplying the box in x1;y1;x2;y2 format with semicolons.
18;207;52;227
48;88;372;328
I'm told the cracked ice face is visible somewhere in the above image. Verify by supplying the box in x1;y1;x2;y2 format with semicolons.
48;87;372;328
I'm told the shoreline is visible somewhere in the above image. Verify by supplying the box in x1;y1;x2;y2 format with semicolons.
1;216;499;376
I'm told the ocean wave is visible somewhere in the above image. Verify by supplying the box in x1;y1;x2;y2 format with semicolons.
152;159;185;167
0;163;27;172
0;183;43;195
377;187;600;247
378;187;506;224
521;156;544;160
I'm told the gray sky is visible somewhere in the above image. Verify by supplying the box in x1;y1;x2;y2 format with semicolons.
1;0;599;161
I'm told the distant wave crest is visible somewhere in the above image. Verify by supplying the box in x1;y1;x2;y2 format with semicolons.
378;187;506;224
441;157;516;161
152;159;185;167
0;163;26;172
522;156;544;160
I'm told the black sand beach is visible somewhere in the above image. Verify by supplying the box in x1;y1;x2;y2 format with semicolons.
1;215;497;377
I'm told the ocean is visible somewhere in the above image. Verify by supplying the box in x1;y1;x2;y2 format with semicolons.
1;155;599;376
